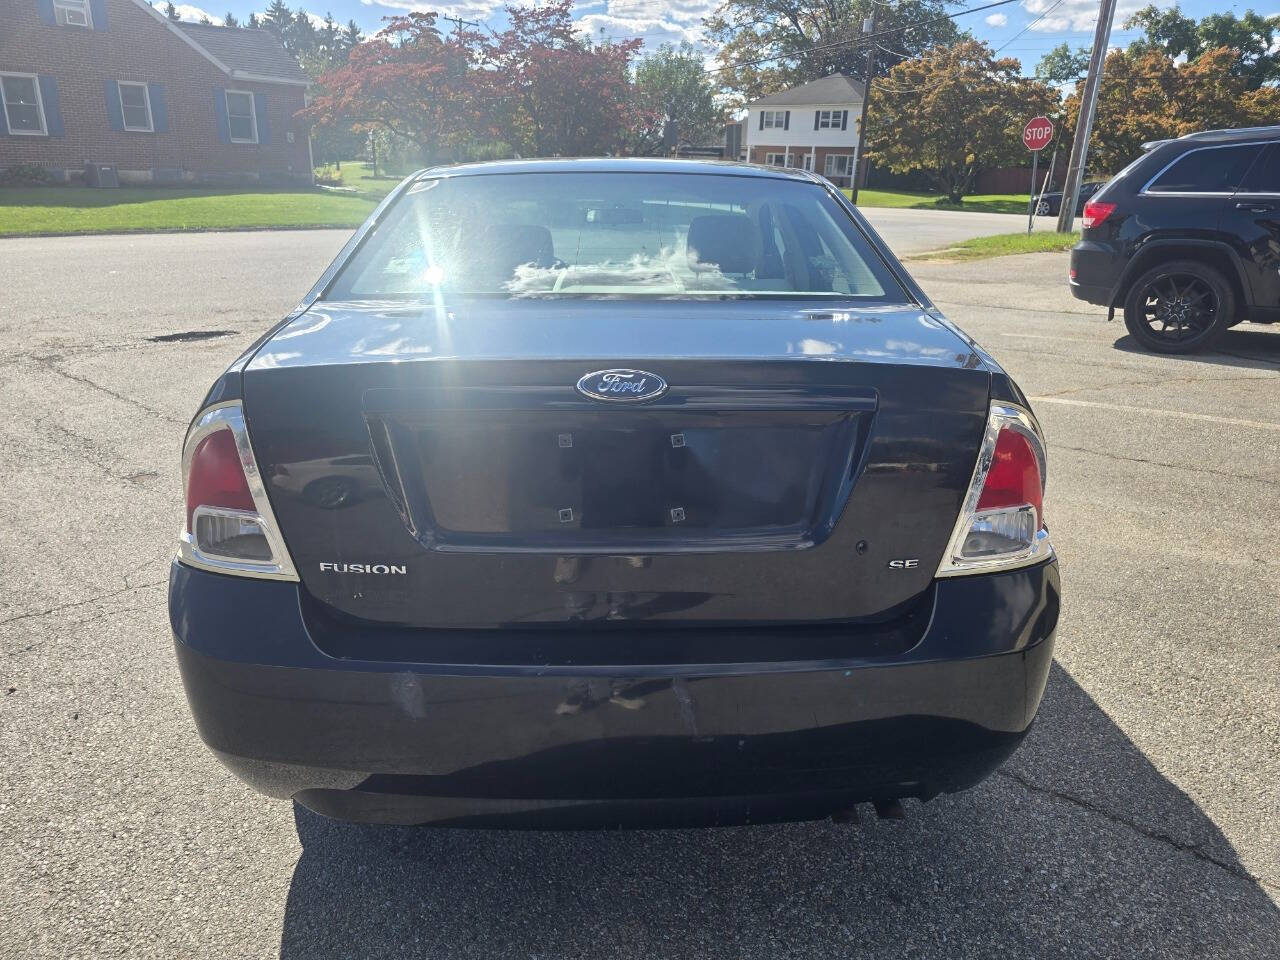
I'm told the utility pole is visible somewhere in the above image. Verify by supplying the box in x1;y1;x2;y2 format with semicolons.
848;10;876;205
1056;0;1118;233
443;14;481;36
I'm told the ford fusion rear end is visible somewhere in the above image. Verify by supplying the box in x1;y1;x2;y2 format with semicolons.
169;161;1059;828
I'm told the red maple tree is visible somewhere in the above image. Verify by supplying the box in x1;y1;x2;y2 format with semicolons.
303;0;644;161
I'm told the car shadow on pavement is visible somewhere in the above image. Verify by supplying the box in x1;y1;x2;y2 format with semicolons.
279;664;1278;959
1113;329;1280;371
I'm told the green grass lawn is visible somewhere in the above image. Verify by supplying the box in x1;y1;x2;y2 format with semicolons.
909;230;1080;262
317;161;410;201
845;189;1032;215
0;185;379;237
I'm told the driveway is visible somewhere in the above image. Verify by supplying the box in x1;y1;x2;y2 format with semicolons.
1;229;1276;959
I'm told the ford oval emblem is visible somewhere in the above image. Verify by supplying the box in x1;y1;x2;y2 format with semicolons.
576;368;668;403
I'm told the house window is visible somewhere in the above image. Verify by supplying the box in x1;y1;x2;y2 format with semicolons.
760;110;786;130
0;73;47;136
224;90;258;144
52;0;93;27
824;154;854;177
816;110;846;130
763;153;787;167
118;81;153;132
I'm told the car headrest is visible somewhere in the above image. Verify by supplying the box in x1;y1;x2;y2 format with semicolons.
686;214;761;275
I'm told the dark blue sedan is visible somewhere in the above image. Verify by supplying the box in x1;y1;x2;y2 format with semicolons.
170;159;1059;828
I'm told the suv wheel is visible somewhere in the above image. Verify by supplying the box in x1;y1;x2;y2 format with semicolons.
1035;199;1052;216
1122;260;1235;354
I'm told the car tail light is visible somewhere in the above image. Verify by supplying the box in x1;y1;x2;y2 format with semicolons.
1081;201;1116;229
936;402;1052;577
178;402;297;580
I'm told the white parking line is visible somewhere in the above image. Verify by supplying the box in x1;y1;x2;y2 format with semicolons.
1030;396;1280;431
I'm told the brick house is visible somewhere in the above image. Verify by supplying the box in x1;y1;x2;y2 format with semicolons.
742;74;866;187
0;0;312;184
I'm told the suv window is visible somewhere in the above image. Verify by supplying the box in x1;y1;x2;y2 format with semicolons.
1240;143;1279;194
1146;144;1263;194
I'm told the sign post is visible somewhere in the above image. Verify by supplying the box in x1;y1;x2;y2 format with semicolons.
1022;116;1054;235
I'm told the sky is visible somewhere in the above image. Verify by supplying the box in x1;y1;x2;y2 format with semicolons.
159;0;1275;77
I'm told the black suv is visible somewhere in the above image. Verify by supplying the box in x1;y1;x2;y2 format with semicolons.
1070;125;1279;353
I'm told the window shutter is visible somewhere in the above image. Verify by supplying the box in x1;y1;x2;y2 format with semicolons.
213;88;230;143
783;110;790;131
840;111;848;131
758;111;763;130
104;79;124;131
149;82;168;133
814;111;820;130
253;92;269;144
38;76;64;136
36;0;55;25
88;0;107;29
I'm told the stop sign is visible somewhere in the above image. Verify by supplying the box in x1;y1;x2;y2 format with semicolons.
1023;116;1054;152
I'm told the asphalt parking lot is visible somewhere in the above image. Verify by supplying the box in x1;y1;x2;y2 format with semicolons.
1;222;1277;959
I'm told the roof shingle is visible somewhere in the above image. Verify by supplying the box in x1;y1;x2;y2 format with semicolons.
749;73;865;107
174;21;310;85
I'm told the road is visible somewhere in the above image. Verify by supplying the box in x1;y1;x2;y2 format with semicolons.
1;227;1277;959
862;205;1053;253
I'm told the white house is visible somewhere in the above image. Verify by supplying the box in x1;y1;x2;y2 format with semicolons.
741;73;866;187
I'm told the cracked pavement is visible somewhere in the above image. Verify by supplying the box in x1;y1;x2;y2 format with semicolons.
0;230;1277;959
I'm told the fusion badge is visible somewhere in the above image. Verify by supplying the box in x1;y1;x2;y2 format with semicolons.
576;368;668;403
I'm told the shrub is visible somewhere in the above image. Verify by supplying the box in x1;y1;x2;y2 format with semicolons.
313;163;343;187
0;164;54;186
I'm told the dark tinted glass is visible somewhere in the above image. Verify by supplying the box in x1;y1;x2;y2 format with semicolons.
1147;145;1262;193
326;172;908;302
1240;143;1279;193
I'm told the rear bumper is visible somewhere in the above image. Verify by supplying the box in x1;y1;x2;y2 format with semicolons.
1070;241;1123;306
170;559;1059;827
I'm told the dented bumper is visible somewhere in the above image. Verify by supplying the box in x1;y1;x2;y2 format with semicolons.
170;559;1059;828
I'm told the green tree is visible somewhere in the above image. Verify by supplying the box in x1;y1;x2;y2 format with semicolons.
630;42;723;154
705;0;962;103
222;11;239;27
340;19;362;52
870;40;1058;202
1126;5;1280;89
1035;43;1090;84
261;0;293;36
1062;45;1280;174
164;1;179;20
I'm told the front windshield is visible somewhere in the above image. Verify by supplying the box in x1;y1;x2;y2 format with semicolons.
325;171;907;301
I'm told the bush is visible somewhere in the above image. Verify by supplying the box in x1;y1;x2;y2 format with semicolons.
0;164;54;186
313;163;343;187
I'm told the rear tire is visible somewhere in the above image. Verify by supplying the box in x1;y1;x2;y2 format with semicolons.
1035;199;1052;216
1122;260;1234;354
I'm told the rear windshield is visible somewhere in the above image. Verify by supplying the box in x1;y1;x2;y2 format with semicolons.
325;171;908;302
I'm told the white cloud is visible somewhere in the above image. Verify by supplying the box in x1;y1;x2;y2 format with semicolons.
574;12;705;48
359;0;507;23
572;0;718;50
985;13;1008;26
163;3;216;21
1021;0;1163;32
602;0;717;24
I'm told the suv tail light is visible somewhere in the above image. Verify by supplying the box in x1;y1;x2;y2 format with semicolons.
1081;201;1116;229
178;402;297;580
937;402;1052;577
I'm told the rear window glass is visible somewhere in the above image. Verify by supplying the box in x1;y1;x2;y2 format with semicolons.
1146;144;1263;194
325;171;907;301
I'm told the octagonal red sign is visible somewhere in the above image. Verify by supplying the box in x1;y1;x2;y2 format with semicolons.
1023;116;1054;152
